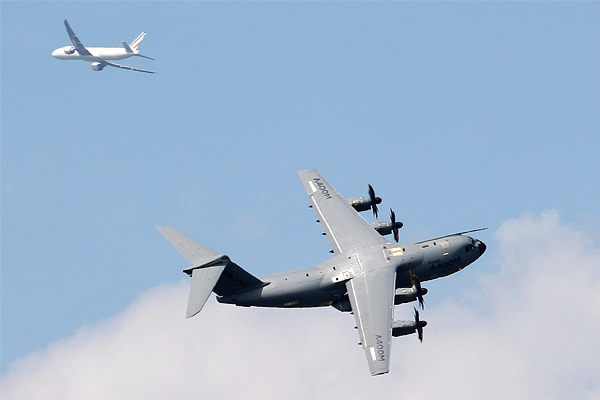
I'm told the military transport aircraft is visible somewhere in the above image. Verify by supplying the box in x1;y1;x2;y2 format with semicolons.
156;169;486;376
52;19;155;73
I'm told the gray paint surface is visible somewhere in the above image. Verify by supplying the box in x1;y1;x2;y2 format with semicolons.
158;169;486;375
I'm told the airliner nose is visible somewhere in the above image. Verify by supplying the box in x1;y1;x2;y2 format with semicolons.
51;48;60;58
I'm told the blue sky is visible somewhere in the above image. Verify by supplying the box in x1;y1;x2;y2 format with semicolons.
2;2;600;397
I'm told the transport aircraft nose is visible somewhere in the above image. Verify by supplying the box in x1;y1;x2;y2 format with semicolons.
477;240;486;256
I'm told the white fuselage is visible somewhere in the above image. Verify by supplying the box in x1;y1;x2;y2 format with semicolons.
52;46;134;62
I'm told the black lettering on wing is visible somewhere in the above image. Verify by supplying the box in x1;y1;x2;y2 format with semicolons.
313;178;332;200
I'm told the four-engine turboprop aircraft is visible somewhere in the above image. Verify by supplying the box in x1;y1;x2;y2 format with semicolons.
156;169;486;376
52;19;155;73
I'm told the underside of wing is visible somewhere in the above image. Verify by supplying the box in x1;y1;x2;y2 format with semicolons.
298;169;386;254
63;19;92;56
346;266;396;376
103;61;155;74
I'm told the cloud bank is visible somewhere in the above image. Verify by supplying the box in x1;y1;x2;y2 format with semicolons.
3;211;599;400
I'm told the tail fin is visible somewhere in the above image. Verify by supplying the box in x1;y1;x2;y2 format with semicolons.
129;32;146;50
155;226;265;318
127;32;154;60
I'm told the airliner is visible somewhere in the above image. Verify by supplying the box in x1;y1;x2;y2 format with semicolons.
52;19;155;74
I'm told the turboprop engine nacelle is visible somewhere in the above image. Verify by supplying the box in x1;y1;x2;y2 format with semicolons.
394;287;426;305
347;197;378;213
91;62;104;71
64;46;76;55
371;220;404;236
392;320;423;337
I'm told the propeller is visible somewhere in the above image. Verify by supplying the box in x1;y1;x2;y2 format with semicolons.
414;307;427;342
410;271;427;309
389;209;403;242
367;184;382;218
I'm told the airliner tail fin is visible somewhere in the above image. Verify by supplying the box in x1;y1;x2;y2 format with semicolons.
129;32;146;50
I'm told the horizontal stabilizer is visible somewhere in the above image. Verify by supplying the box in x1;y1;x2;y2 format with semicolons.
156;226;266;315
155;226;220;266
187;265;225;318
122;41;134;53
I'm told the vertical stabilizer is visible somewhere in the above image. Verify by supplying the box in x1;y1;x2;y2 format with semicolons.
129;32;146;50
186;265;226;318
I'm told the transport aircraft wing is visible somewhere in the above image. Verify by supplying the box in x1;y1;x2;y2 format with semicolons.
346;266;396;376
299;169;396;375
298;169;387;254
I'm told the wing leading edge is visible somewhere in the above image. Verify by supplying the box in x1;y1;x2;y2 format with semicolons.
298;169;387;254
64;19;92;56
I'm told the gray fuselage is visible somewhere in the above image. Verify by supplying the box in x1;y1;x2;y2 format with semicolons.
217;234;486;310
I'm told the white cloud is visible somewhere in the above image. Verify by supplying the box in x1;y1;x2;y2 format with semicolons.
3;211;599;400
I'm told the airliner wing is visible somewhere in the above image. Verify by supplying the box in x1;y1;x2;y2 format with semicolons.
298;169;387;254
63;19;92;56
103;61;155;74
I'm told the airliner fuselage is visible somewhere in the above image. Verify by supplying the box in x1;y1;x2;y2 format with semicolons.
52;46;135;61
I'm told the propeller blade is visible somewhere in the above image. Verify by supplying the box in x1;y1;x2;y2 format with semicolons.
368;184;379;218
390;208;400;242
414;307;425;342
414;275;425;310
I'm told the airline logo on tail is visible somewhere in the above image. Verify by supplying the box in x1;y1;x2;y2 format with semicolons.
129;32;146;50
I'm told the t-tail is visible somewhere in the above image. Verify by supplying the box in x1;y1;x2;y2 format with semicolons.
155;226;265;318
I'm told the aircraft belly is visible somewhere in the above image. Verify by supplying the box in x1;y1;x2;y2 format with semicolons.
229;280;344;308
